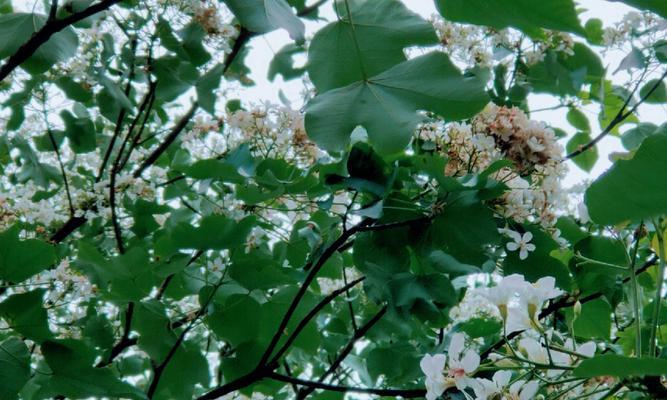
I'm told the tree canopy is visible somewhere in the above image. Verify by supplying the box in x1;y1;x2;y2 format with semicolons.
0;0;666;399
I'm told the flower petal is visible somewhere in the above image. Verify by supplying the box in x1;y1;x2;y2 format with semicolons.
493;370;512;387
448;333;466;358
520;380;540;400
506;242;519;251
420;354;447;377
461;350;480;373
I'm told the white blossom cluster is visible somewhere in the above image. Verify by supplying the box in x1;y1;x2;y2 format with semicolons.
602;11;667;48
225;102;321;165
417;104;568;233
430;15;513;68
422;275;609;400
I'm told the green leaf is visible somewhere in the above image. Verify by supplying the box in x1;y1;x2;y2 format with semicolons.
305;52;489;155
307;0;437;92
0;0;11;13
655;40;667;63
572;236;628;300
133;301;177;361
617;0;667;18
223;0;305;41
429;194;500;265
428;251;480;277
585;132;667;225
0;225;55;282
584;18;604;45
228;249;294;291
170;214;255;250
60;110;96;153
455;317;502;339
639;78;667;104
185;159;245;183
0;13;78;74
0;337;31;400
0;290;52;342
41;340;147;399
208;294;263;347
13;137;62;188
528;43;604;96
153;343;209;399
621;123;665;150
153;56;200;102
268;43;305;82
196;63;225;114
436;0;585;36
566;132;598;172
366;345;421;384
567;108;591;132
574;354;667;378
565;297;611;339
55;77;93;103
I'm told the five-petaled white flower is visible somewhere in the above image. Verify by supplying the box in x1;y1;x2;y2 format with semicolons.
420;333;480;400
471;370;540;400
505;230;536;260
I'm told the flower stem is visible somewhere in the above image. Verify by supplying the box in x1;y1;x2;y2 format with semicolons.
649;222;666;356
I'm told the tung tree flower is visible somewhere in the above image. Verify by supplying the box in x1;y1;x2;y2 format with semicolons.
420;333;480;400
471;370;539;400
505;230;536;260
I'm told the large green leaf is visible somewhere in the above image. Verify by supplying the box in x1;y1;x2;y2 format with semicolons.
0;337;31;400
223;0;305;41
60;110;96;153
565;298;611;339
621;123;666;150
0;225;55;282
585;133;667;225
428;193;500;266
615;0;667;18
41;340;147;399
307;0;437;92
0;290;52;342
574;354;667;378
305;52;489;155
170;214;255;250
0;13;78;74
436;0;585;36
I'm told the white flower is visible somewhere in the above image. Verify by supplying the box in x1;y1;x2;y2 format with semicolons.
519;337;549;365
552;339;596;367
471;370;511;399
509;379;540;400
527;136;546;152
477;274;527;319
419;333;480;399
420;354;448;400
522;277;563;319
471;370;539;400
505;305;533;334
505;230;536;260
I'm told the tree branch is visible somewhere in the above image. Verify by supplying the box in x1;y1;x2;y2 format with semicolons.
269;372;425;397
269;276;365;364
132;101;198;178
0;0;122;82
566;68;667;159
296;306;387;399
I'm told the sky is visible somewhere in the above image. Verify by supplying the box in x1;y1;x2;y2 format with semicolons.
237;0;666;188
